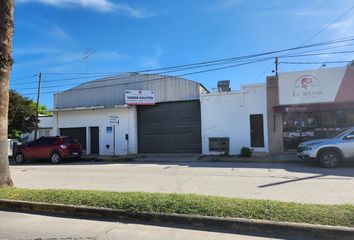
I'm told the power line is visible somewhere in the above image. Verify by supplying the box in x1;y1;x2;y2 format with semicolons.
280;43;354;57
13;36;354;94
299;4;354;45
11;74;37;82
17;47;354;90
282;49;354;58
19;57;274;95
10;74;116;86
13;36;354;84
280;60;353;64
15;49;354;92
41;71;123;75
12;37;354;89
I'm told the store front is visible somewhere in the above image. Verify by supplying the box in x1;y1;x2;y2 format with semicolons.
267;64;354;154
274;102;354;151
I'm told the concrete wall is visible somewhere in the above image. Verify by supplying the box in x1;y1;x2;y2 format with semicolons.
266;76;284;154
52;106;137;155
200;84;268;155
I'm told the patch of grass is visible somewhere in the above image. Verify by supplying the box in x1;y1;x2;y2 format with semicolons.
0;188;353;227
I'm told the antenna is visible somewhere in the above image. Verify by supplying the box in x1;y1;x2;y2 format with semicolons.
82;49;92;78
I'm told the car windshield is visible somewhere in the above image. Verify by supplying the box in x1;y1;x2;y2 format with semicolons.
329;128;349;139
63;137;79;144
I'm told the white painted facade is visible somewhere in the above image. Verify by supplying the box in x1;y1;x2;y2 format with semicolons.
52;106;137;155
200;83;268;155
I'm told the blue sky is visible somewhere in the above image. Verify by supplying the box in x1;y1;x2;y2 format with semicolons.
11;0;354;108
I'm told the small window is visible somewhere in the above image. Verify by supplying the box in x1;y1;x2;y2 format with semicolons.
106;127;113;133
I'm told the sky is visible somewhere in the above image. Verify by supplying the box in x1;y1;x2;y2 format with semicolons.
10;0;354;108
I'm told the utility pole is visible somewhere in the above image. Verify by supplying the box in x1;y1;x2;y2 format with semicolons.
275;57;279;77
34;72;42;140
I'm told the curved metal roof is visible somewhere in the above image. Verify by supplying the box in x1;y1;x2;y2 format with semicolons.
54;73;208;109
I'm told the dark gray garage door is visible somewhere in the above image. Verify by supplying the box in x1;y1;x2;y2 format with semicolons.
138;100;202;153
60;127;87;150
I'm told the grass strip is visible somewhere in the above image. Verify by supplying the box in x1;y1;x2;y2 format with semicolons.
0;188;353;227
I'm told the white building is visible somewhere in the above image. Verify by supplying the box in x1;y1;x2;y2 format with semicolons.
200;83;268;155
53;106;137;155
52;73;208;156
21;115;54;142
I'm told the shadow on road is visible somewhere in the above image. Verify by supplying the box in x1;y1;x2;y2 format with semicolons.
10;156;354;181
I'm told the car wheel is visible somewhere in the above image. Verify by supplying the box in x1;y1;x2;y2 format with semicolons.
50;152;62;164
319;150;340;168
15;153;25;164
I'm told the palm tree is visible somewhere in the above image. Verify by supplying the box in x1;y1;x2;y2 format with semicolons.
0;0;14;187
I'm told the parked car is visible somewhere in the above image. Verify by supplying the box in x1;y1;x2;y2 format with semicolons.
8;139;21;157
14;136;82;164
297;127;354;168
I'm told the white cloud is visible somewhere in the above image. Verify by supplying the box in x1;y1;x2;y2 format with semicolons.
48;25;72;40
327;14;354;40
14;47;61;56
140;46;163;68
13;49;123;69
16;0;154;18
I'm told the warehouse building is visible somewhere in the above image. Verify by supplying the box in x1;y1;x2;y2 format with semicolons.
52;73;208;155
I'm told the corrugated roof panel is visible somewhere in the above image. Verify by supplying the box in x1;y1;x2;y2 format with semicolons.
55;74;208;109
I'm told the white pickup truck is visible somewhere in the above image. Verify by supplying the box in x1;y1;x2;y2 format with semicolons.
8;139;21;157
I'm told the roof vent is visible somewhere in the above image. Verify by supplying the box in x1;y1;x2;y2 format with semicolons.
217;80;231;92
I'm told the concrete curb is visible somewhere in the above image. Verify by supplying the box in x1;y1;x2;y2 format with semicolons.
1;199;353;240
80;156;303;164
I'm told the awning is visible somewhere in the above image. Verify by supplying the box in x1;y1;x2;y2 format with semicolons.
273;101;354;113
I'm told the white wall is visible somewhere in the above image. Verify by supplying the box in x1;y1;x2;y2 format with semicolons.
200;84;268;155
52;106;137;155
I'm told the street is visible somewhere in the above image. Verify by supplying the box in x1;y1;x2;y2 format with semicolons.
9;160;354;204
0;211;283;240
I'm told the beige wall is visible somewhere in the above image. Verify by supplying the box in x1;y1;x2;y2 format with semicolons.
266;76;284;154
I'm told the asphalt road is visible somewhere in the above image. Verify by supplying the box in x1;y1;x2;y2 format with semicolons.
0;211;282;240
9;160;354;204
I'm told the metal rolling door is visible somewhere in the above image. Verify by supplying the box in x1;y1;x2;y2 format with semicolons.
138;101;202;153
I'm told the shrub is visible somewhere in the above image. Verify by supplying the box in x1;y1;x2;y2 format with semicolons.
240;147;252;157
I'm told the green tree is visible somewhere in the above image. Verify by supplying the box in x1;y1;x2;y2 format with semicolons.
8;90;50;138
30;101;52;116
8;90;37;138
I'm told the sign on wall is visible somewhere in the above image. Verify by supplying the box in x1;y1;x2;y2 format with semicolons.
109;116;119;124
278;66;354;105
125;90;155;105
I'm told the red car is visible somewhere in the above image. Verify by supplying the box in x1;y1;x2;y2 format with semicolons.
14;136;82;164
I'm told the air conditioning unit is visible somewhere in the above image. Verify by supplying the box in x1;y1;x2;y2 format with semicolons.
217;80;231;92
209;137;229;152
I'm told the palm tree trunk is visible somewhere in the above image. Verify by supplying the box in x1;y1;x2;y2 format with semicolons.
0;0;14;187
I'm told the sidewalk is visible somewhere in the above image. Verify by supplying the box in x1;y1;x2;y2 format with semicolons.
0;211;280;240
81;152;301;164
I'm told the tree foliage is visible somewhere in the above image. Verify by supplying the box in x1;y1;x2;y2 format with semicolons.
8;90;50;138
